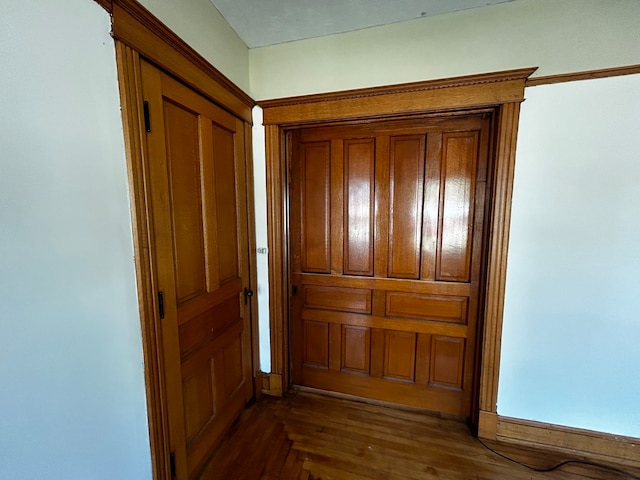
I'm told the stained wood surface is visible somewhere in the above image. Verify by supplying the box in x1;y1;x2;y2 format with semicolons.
141;60;253;479
197;391;638;480
259;68;535;125
289;115;491;417
111;0;254;122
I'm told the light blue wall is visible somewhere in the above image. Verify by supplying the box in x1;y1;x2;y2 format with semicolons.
499;74;640;438
0;1;152;478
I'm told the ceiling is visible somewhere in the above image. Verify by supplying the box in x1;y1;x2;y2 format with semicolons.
209;0;516;48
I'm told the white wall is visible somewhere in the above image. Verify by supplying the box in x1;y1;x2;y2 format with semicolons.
499;74;640;438
249;0;640;100
138;0;250;92
0;1;152;478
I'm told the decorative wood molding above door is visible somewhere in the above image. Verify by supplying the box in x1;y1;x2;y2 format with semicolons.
107;0;254;123
258;67;537;429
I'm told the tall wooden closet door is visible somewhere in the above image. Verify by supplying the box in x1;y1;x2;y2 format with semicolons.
141;60;253;479
290;115;491;417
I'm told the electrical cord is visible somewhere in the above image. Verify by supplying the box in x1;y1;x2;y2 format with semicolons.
477;437;640;479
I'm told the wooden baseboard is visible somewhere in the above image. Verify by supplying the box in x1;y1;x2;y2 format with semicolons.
492;415;640;468
260;372;283;397
478;410;498;440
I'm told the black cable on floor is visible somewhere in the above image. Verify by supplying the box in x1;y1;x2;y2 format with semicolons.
477;437;640;479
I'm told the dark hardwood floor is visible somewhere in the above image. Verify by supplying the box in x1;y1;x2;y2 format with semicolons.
197;390;640;480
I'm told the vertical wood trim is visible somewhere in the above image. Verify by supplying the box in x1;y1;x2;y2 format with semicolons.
265;124;288;392
244;121;261;396
234;117;255;404
115;41;170;480
373;136;390;278
478;410;498;440
479;102;521;415
420;133;441;281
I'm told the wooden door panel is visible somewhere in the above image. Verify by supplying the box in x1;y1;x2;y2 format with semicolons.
163;101;207;303
388;135;426;279
291;115;489;418
344;139;375;276
301;142;331;273
437;132;479;282
341;325;371;373
212;124;239;283
303;320;329;368
430;336;465;389
178;294;240;358
384;331;417;382
141;61;252;479
183;362;214;442
385;292;468;324
304;285;372;314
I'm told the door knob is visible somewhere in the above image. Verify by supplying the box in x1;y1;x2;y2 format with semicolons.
243;287;254;304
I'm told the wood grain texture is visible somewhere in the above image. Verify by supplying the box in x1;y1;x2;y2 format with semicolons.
300;143;331;273
478;102;521;417
289;117;489;419
344;139;375;276
259;68;536;125
437;132;478;282
242;121;262;397
304;285;372;314
115;41;172;480
387;135;425;279
141;62;253;479
496;416;640;470
111;0;254;122
265;124;289;389
341;325;371;373
527;64;640;87
262;69;534;433
114;6;258;477
198;391;638;480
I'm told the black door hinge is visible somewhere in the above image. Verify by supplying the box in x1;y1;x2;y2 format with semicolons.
169;452;176;478
291;285;298;296
143;100;151;132
158;291;165;319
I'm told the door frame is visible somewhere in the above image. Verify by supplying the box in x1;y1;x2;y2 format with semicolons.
100;1;258;479
258;67;536;435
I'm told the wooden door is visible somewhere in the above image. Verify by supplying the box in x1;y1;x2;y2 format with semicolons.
290;115;491;417
141;60;253;479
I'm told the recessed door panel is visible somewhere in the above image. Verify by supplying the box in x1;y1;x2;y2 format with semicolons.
141;60;253;479
164;101;206;304
301;142;331;273
291;115;489;417
388;135;426;279
437;132;479;282
344;139;375;276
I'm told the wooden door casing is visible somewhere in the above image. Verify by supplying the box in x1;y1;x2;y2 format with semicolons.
141;60;253;479
290;115;491;417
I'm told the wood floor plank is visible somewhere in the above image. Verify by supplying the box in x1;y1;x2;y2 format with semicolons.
197;391;640;480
